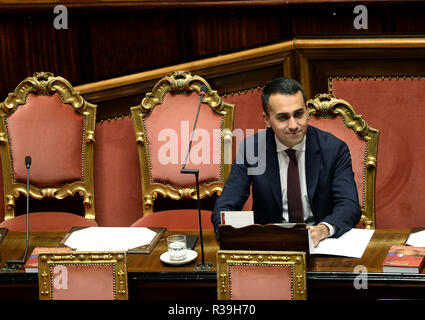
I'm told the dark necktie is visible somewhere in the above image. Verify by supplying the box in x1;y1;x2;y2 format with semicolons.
285;149;304;223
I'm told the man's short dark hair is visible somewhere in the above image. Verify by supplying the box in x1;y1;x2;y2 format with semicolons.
261;77;307;114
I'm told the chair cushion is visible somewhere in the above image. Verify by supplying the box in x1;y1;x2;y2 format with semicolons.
0;211;98;231
130;209;214;230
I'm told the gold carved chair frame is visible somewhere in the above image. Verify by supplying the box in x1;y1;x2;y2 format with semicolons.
0;72;97;221
307;93;379;229
38;251;128;300
131;71;234;215
216;250;307;300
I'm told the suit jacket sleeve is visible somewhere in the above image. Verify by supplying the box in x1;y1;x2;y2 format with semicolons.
211;142;251;234
320;141;362;238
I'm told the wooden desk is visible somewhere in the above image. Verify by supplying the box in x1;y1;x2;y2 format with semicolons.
0;229;424;300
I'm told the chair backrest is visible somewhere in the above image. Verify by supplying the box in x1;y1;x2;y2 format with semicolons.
222;88;265;212
94;117;142;226
38;251;128;300
222;88;265;161
131;71;234;215
217;250;307;300
330;76;425;229
0;72;96;221
307;93;379;229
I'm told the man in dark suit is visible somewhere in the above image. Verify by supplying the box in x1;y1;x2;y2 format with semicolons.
212;77;361;246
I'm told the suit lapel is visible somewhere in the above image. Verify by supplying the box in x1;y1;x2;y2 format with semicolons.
305;126;321;203
265;128;283;210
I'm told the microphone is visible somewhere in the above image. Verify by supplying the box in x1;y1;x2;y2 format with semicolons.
199;85;207;99
7;156;31;267
180;85;211;270
181;85;208;172
25;156;31;169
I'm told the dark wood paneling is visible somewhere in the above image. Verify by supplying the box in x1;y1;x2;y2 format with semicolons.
291;4;385;35
0;10;86;98
297;48;425;97
88;10;183;80
83;42;294;120
0;6;291;101
186;7;291;57
2;1;425;103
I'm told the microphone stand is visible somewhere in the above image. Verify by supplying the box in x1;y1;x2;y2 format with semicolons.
7;157;31;268
180;85;212;271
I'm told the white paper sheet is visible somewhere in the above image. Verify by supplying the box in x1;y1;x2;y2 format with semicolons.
64;227;157;251
220;211;254;228
406;230;425;247
310;228;375;258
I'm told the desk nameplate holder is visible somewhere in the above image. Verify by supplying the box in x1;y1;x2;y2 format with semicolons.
218;223;310;265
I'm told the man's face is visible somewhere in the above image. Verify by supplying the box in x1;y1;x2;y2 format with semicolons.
263;91;308;148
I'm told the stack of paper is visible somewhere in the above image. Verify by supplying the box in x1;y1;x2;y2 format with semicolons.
64;227;157;251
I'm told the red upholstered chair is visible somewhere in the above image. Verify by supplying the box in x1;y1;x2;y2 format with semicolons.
38;251;128;300
222;88;265;161
216;250;307;300
222;88;265;212
94;117;142;227
130;71;234;230
307;93;379;229
330;77;425;229
0;72;98;231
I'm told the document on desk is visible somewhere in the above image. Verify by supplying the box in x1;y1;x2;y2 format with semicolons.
406;230;425;247
63;227;157;251
310;228;375;258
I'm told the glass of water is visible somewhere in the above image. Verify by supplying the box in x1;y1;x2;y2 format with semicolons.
167;234;187;261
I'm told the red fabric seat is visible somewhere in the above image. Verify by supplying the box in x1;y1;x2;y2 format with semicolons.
131;209;213;230
130;72;234;229
0;212;97;231
331;77;425;229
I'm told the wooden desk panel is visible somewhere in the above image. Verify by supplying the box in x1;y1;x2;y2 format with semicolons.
127;230;219;273
1;229;424;300
311;229;412;273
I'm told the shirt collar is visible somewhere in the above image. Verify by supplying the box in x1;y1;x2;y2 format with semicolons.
275;134;306;153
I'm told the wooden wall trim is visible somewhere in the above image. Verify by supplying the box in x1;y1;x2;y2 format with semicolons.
3;0;422;8
75;40;294;102
294;37;425;98
294;38;425;49
75;37;425;104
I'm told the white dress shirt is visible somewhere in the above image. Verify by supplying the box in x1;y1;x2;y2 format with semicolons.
275;135;335;236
